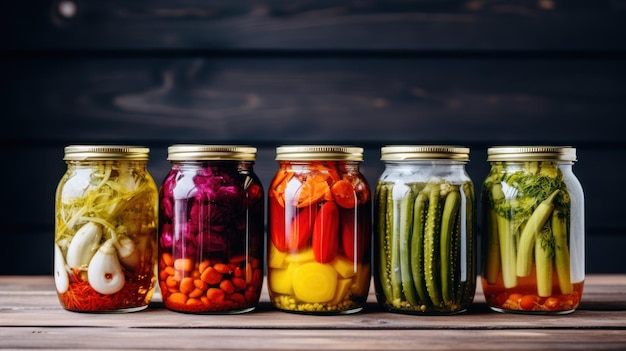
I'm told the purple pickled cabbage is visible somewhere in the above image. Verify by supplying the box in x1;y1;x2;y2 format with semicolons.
160;223;173;249
159;164;261;258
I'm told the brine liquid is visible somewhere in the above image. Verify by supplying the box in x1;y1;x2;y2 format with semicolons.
482;270;583;313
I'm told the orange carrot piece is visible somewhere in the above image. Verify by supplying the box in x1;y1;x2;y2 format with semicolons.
179;277;194;295
331;179;356;209
207;288;225;303
201;267;223;285
213;263;231;274
174;258;194;272
220;280;235;295
162;252;174;267
167;292;188;305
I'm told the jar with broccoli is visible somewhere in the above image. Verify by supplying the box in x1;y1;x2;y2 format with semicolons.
481;146;585;314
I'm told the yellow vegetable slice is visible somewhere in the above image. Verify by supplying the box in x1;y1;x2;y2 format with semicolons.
285;248;316;264
329;278;352;305
330;255;357;278
269;242;288;269
269;264;295;295
292;262;337;303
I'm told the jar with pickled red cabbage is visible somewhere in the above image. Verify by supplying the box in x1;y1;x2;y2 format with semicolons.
54;145;159;312
481;146;585;314
267;145;372;314
158;145;264;314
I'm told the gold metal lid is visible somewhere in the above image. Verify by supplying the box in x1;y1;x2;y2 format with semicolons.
380;145;470;161
167;144;257;161
63;145;150;161
487;146;577;162
275;145;363;161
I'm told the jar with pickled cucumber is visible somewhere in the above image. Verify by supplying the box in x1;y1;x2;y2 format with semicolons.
158;145;265;314
374;145;476;314
54;145;159;312
267;145;372;314
481;146;584;314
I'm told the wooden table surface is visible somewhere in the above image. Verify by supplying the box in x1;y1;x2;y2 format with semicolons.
1;275;625;350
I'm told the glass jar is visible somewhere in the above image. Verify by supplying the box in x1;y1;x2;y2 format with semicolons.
158;145;264;314
54;145;158;312
374;145;476;314
481;146;584;314
267;145;372;314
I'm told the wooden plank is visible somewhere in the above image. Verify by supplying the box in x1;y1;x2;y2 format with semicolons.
2;57;626;143
1;276;625;329
1;327;625;350
3;0;626;51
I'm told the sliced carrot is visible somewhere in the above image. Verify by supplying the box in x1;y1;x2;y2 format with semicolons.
167;292;188;305
164;266;175;276
207;288;225;303
174;258;194;272
220;280;235;295
165;275;179;289
162;252;174;267
331;179;356;209
186;298;203;307
213;263;231;274
232;277;247;290
193;279;208;290
200;267;223;285
297;177;329;208
198;260;211;274
188;288;204;299
179;277;194;295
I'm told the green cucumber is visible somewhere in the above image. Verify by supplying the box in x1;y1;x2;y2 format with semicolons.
440;190;460;306
399;186;417;306
424;185;443;307
411;191;430;307
375;183;393;302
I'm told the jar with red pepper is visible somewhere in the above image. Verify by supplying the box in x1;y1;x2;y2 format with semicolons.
158;145;264;314
267;145;372;314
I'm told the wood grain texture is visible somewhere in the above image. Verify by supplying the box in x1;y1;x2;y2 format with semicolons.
0;276;626;350
3;0;626;51
2;57;625;143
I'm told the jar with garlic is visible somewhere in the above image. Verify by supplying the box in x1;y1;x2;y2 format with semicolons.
53;145;158;312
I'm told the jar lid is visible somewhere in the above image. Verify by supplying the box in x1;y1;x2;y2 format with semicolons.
380;145;470;161
63;145;150;161
275;145;363;161
487;146;577;162
167;144;257;161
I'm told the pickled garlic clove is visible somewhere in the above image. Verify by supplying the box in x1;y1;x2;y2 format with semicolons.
54;244;69;294
114;235;141;271
66;222;102;269
88;239;125;295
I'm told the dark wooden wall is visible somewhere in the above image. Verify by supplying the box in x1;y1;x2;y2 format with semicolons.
2;0;625;275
